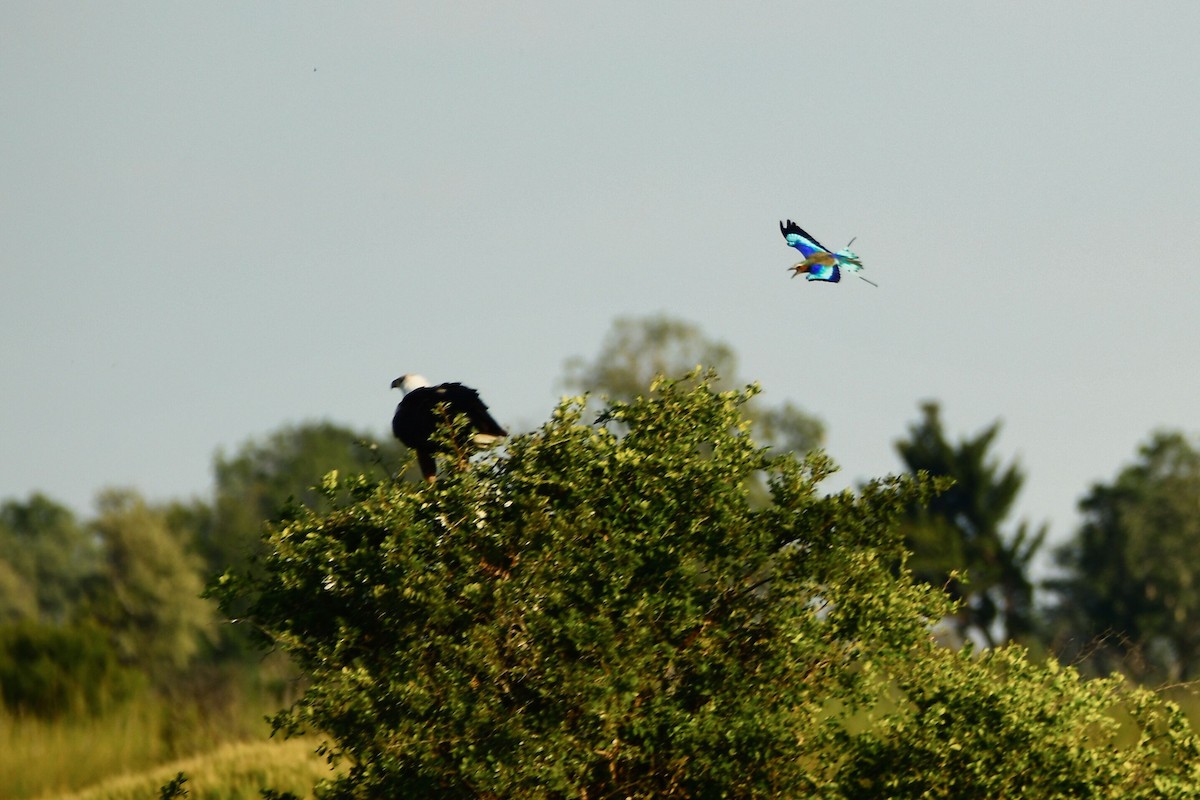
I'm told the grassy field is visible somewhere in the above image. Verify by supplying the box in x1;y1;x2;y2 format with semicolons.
37;738;335;800
0;670;319;800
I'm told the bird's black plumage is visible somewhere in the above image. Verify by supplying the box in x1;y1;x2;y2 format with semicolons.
391;375;506;481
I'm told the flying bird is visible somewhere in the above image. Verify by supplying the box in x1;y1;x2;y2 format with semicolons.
390;374;507;481
780;220;878;286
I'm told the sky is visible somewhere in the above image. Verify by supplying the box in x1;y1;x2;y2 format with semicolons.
3;3;1199;566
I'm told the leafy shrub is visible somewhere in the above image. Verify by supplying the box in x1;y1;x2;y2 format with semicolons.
0;621;142;717
217;375;1200;798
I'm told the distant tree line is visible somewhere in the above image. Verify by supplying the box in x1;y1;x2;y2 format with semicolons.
2;314;1200;719
0;423;406;717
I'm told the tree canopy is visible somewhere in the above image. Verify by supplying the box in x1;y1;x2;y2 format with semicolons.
205;420;406;578
85;489;217;676
564;314;823;456
1052;431;1200;682
895;402;1046;647
0;493;97;624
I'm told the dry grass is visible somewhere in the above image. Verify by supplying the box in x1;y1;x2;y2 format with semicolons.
37;738;336;800
2;700;172;799
0;676;301;800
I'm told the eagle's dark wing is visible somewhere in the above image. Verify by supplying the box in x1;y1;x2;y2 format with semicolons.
435;383;507;438
392;389;436;451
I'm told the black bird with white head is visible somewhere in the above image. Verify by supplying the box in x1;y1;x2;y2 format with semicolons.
390;374;507;481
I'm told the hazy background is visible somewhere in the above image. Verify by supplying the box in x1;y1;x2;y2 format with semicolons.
4;3;1198;560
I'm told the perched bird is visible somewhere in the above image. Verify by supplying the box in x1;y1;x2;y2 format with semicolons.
390;374;507;481
780;220;877;286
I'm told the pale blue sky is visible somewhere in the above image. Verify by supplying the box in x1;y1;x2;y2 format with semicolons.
4;3;1199;558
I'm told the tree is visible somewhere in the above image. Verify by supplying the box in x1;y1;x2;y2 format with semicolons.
205;421;405;578
1051;431;1200;683
0;493;99;623
0;620;141;717
85;489;216;676
564;314;823;455
894;402;1046;648
216;375;1200;798
0;559;37;623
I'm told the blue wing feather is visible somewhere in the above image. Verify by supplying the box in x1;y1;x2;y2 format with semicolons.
780;220;831;257
806;264;841;282
785;233;823;258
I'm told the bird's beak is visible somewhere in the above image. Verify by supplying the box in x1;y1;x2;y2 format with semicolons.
390;377;404;389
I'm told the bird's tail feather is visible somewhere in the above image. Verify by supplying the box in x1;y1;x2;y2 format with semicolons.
834;248;863;270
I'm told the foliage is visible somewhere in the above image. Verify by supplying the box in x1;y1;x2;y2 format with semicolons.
0;493;99;623
1052;431;1200;683
207;421;405;579
218;376;1200;798
894;402;1046;647
157;773;188;800
84;490;217;676
837;645;1200;799
0;423;399;726
564;314;823;455
0;621;142;718
564;315;738;400
0;557;38;622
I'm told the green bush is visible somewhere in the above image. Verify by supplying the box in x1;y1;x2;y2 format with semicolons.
0;621;142;717
217;375;1200;798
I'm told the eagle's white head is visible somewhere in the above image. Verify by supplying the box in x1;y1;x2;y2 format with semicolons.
390;373;431;394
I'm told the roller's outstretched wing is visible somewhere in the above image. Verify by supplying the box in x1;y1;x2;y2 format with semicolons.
780;220;831;258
